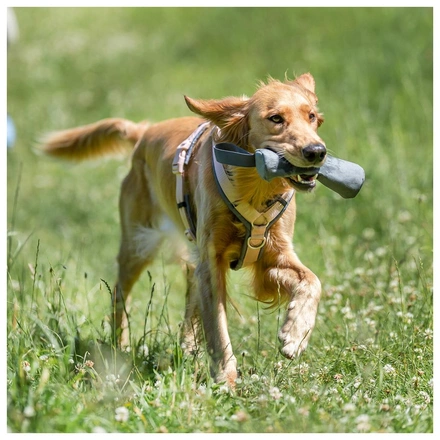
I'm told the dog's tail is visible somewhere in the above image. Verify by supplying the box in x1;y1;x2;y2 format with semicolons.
41;118;149;161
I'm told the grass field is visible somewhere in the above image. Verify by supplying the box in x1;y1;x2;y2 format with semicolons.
6;7;433;433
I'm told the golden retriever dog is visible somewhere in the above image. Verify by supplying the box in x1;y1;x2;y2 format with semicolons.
42;72;326;386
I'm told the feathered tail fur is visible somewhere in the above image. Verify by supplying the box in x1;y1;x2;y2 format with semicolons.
41;118;149;160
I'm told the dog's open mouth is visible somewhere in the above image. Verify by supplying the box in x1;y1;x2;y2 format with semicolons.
287;173;318;191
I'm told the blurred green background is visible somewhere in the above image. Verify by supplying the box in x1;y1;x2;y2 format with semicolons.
6;7;433;433
7;6;433;271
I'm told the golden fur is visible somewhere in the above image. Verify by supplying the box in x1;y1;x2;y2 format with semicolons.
42;73;326;386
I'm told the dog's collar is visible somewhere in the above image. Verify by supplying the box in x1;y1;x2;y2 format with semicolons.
212;137;294;271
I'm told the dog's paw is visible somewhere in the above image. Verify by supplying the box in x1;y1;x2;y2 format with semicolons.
278;330;310;359
277;299;316;359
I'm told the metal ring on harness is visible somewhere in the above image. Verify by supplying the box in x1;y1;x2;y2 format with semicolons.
247;236;267;250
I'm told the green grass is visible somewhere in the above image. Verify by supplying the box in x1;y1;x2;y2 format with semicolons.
7;7;433;433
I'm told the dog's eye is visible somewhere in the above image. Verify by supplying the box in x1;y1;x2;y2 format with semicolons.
268;115;284;124
309;112;316;122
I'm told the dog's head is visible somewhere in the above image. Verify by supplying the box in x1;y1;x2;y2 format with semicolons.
185;73;326;192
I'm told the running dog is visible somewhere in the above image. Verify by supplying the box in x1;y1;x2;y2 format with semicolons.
42;73;326;386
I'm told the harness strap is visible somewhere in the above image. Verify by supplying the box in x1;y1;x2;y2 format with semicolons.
212;138;294;270
172;122;210;241
172;123;294;270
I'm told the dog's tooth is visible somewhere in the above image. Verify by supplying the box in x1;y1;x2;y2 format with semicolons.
297;175;303;182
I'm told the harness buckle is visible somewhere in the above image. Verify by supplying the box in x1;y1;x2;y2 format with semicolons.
172;149;187;175
247;236;266;250
184;229;196;242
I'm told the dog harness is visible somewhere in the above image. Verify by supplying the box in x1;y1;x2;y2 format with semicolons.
212;140;294;269
172;124;294;270
172;121;210;241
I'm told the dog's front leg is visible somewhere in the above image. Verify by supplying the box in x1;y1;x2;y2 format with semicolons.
277;266;321;359
195;245;237;386
255;253;321;359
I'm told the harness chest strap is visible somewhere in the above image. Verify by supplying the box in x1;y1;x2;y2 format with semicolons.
212;139;294;270
172;122;210;241
172;123;294;270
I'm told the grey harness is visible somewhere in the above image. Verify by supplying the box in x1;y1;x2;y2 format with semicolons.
172;124;294;270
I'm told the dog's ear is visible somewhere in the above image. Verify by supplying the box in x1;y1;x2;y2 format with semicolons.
293;72;316;94
184;95;249;146
287;73;323;125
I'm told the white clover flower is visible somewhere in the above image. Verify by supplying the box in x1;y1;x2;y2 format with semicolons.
383;364;396;375
269;387;282;400
137;344;149;358
23;406;36;418
355;414;371;432
333;373;343;383
106;374;121;385
298;407;310;417
419;391;431;404
231;410;248;422
274;361;284;370
375;247;387;257
397;210;412;223
364;251;375;261
354;267;365;276
353;378;362;389
197;384;207;395
424;328;433;339
343;403;356;412
341;305;354;319
362;228;376;240
299;362;309;374
92;427;107;433
365;318;376;328
115;406;129;422
39;355;48;361
413;404;422;414
22;361;31;373
250;374;259;382
217;384;230;394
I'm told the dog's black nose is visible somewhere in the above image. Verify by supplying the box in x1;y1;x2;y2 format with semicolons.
302;143;327;164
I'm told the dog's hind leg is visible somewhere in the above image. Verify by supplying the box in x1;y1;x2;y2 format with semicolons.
180;263;202;355
112;159;163;349
195;245;237;386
